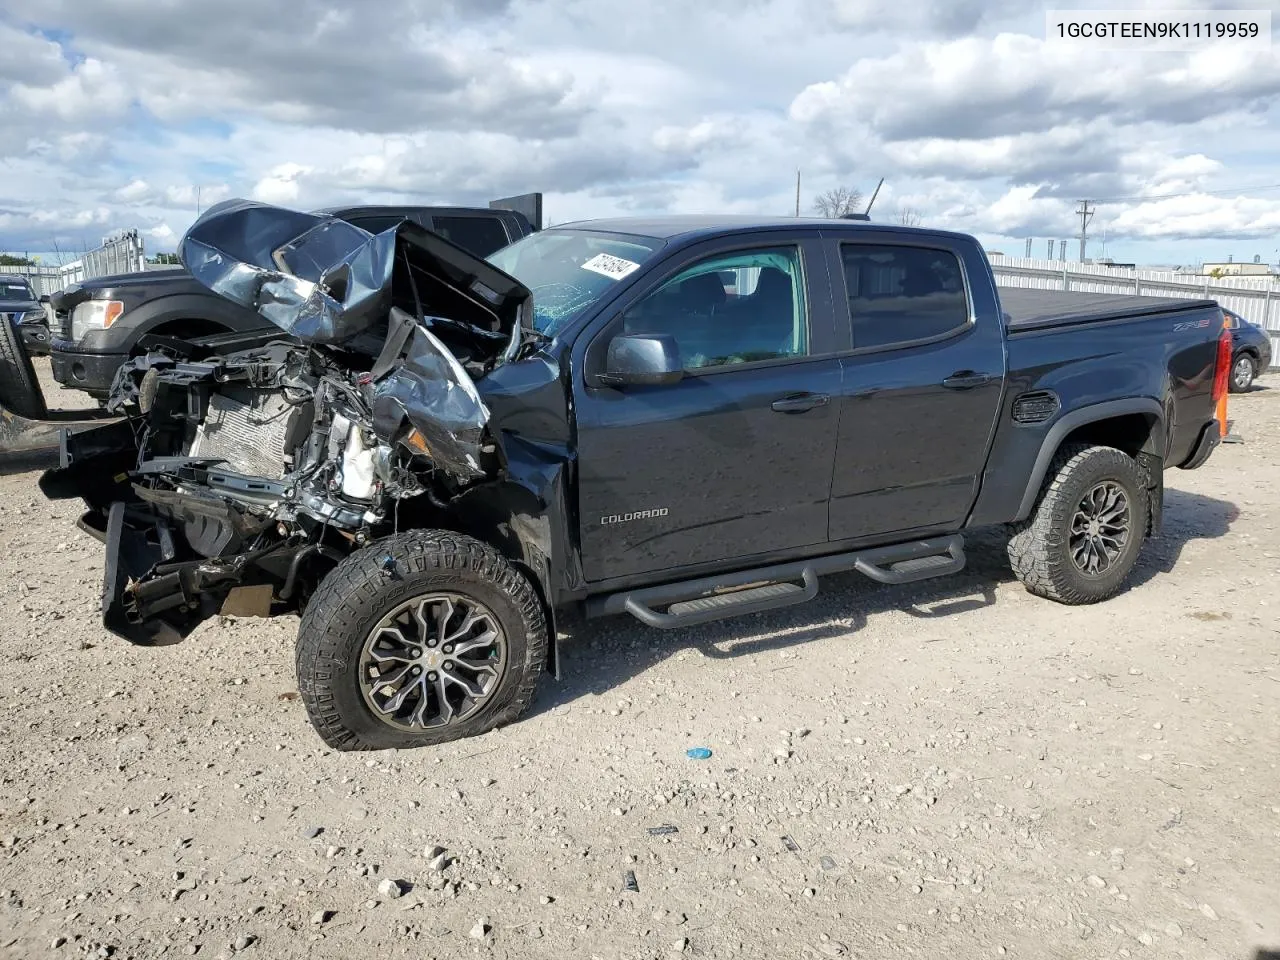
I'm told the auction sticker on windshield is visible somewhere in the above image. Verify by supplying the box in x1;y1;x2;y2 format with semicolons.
581;252;640;280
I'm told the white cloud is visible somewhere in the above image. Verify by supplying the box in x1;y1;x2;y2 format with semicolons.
790;33;1280;142
0;21;70;86
252;163;314;204
114;179;151;203
1;0;1280;263
8;56;131;122
1110;194;1280;240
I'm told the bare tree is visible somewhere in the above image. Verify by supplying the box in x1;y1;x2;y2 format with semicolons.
896;207;922;227
813;186;864;218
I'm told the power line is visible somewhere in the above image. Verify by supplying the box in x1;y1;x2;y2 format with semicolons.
1093;182;1280;204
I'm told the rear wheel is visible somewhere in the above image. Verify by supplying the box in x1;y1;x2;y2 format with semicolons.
1007;443;1148;604
296;531;548;750
1229;353;1256;393
0;315;47;420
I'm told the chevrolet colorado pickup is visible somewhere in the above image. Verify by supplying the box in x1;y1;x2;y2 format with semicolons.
40;200;1231;751
48;203;536;400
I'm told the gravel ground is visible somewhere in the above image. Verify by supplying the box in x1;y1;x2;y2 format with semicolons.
31;357;95;413
1;362;1278;960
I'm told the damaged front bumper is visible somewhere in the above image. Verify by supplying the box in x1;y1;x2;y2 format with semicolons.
40;418;301;645
39;198;543;646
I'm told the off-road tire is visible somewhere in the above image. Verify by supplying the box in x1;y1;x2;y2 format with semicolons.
1007;443;1148;605
296;531;548;751
1228;353;1256;393
0;314;47;420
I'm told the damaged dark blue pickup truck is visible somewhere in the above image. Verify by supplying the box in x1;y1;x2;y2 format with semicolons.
40;201;1231;750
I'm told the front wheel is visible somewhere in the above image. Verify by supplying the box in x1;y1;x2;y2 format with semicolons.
1229;353;1256;393
296;531;548;750
1007;444;1149;605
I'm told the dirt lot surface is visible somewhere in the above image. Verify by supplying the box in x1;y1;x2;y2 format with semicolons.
2;362;1278;960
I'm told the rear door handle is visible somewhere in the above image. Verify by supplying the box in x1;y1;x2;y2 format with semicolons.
942;372;996;390
771;393;830;413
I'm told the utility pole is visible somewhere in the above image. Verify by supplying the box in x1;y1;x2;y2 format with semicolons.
196;186;202;218
1076;200;1094;262
794;170;800;217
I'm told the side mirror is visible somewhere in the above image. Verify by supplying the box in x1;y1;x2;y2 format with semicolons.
38;295;50;304
602;332;683;386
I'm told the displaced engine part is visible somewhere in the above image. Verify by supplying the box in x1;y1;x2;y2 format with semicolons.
37;199;553;746
188;389;307;480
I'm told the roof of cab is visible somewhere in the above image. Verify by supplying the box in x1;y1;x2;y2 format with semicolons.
314;204;510;218
546;215;973;244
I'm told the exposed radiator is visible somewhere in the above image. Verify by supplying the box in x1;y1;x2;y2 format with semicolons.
188;390;300;480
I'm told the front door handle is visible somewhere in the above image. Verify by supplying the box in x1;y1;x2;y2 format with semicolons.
771;393;830;413
942;372;995;390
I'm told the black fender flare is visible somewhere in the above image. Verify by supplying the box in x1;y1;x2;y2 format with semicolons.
110;294;263;348
447;473;574;680
1013;397;1165;522
1234;345;1260;363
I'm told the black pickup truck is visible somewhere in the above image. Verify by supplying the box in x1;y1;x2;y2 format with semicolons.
48;203;536;399
41;200;1230;751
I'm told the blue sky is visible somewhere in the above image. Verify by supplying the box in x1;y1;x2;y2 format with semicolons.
2;0;1280;268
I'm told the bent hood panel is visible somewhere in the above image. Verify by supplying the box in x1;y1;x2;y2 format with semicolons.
179;198;533;354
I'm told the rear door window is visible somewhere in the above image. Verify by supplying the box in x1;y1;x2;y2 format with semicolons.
839;244;971;350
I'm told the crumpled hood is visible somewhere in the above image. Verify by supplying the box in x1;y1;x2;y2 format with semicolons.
179;198;533;355
168;199;541;487
0;298;42;314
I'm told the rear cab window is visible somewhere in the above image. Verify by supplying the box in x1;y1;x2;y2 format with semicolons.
335;212;514;259
839;243;972;350
430;216;512;258
342;214;409;235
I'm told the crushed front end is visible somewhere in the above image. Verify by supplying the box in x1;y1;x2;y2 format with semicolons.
39;199;535;645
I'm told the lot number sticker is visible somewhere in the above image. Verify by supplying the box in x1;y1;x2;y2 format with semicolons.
581;252;640;280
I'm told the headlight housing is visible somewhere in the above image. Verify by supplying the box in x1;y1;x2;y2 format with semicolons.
70;300;124;340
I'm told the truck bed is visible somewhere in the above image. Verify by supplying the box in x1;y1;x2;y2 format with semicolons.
1000;287;1218;332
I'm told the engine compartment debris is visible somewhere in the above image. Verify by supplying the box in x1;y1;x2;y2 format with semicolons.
40;199;538;646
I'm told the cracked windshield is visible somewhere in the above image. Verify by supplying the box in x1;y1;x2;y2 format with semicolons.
487;229;663;334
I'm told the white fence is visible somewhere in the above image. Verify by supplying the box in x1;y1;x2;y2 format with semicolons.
55;230;147;287
990;256;1279;367
0;264;64;298
1;230;149;298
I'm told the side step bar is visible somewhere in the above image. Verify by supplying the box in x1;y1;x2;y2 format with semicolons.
588;535;965;630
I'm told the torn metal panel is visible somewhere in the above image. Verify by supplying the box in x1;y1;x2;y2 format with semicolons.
179;198;534;360
39;198;559;648
372;323;492;482
182;199;394;345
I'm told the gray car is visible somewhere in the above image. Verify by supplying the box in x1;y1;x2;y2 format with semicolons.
0;278;50;356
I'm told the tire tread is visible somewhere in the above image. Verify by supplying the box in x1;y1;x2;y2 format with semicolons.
1007;443;1147;605
295;530;547;751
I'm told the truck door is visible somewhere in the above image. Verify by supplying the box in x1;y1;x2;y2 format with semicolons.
573;233;842;584
825;234;1006;542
